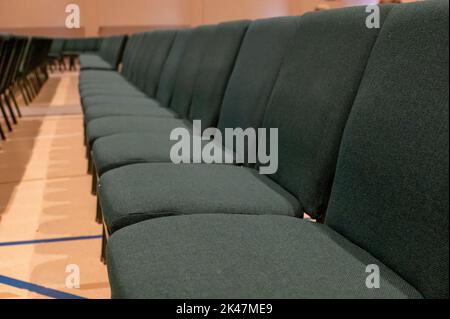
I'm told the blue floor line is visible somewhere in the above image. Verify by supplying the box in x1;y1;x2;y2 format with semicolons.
0;275;86;299
0;235;102;247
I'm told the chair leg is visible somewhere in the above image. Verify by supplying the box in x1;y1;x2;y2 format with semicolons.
91;163;98;196
96;197;102;224
87;149;93;174
60;58;67;71
19;83;29;106
69;56;76;71
24;78;36;100
29;76;38;97
101;224;107;264
0;99;13;131
33;71;42;93
44;66;50;80
0;122;5;140
3;95;17;125
98;199;107;264
21;79;32;104
58;59;64;71
8;90;21;118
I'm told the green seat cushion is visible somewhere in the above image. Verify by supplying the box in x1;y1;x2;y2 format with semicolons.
92;132;231;175
79;73;128;83
80;54;114;70
82;95;158;109
79;79;128;88
99;164;300;233
93;132;175;175
80;86;145;99
84;104;175;123
107;214;422;299
79;82;137;92
86;116;190;146
79;71;123;82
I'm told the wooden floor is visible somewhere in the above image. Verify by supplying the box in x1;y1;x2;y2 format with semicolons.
0;71;110;299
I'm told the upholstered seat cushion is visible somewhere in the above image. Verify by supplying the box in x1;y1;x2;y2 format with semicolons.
99;164;300;233
92;132;233;175
80;54;114;70
79;70;123;82
79;76;132;86
80;86;146;99
93;132;175;175
86;116;190;146
84;104;176;123
82;95;160;110
107;214;422;299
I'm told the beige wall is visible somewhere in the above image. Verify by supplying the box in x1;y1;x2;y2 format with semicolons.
0;0;89;37
198;0;292;25
0;0;193;36
0;0;417;37
98;0;191;29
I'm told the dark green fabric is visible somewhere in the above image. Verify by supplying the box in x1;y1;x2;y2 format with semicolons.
80;81;136;90
79;70;122;82
80;31;175;114
87;116;190;146
80;86;146;103
217;16;300;158
89;17;301;174
187;20;250;128
80;71;121;79
79;78;135;91
260;6;392;218
79;55;114;70
79;79;125;87
80;83;139;94
82;95;156;111
92;132;232;175
85;26;215;143
93;132;176;175
79;35;126;70
127;32;156;90
48;39;64;57
141;30;177;97
326;0;449;299
120;34;141;77
107;214;421;299
63;37;101;54
122;32;149;82
99;164;300;233
98;35;126;68
85;104;175;123
168;25;216;117
82;30;189;121
155;29;192;107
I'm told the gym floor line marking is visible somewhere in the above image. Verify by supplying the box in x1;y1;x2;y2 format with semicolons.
0;275;86;299
0;235;102;247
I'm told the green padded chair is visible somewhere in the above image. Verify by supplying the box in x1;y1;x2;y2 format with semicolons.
106;0;449;298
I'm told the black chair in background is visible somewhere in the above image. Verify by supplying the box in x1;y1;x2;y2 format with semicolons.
63;37;102;71
0;35;52;140
48;38;66;72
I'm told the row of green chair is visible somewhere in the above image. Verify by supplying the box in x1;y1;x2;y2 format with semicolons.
48;37;103;71
62;37;102;55
80;0;448;298
79;35;128;71
48;36;127;72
